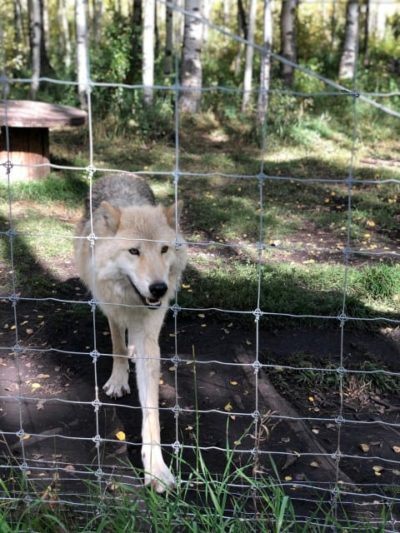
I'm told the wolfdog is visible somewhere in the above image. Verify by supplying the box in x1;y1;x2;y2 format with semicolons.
74;174;187;492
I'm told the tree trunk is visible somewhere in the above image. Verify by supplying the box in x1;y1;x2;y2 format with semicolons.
142;0;155;105
242;0;257;112
164;2;174;76
29;0;42;98
257;0;273;124
126;0;142;84
280;0;298;88
14;0;24;44
361;0;369;57
237;0;247;39
180;0;203;113
92;0;103;44
339;0;359;80
75;0;89;109
58;0;71;69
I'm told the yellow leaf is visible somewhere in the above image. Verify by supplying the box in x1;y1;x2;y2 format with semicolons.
392;445;400;454
373;465;383;476
284;475;293;481
224;402;233;412
230;380;238;386
308;396;315;403
197;313;205;318
360;443;370;453
31;383;41;391
115;431;126;441
22;434;31;440
182;284;191;289
366;220;376;227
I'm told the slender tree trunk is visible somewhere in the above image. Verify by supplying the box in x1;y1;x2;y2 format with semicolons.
164;2;174;75
180;0;203;113
257;0;273;124
237;0;247;39
93;0;103;44
280;0;298;88
75;0;89;109
58;0;71;69
142;0;155;105
29;0;41;98
339;0;359;79
126;0;142;84
242;0;257;112
14;0;24;44
362;0;369;57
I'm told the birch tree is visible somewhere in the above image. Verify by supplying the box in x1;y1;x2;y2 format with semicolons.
75;0;89;109
164;2;174;75
58;0;71;69
280;0;298;87
142;0;155;105
127;0;142;83
339;0;359;79
29;0;42;98
257;0;273;124
241;0;257;112
180;0;203;113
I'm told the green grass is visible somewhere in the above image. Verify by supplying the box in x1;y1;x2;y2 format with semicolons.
0;451;391;532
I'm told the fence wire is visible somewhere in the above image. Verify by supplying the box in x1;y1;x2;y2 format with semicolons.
1;1;400;530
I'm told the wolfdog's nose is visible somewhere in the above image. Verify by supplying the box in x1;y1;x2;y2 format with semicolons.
149;282;168;299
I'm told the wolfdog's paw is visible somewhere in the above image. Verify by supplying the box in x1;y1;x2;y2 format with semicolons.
144;461;176;493
103;377;131;398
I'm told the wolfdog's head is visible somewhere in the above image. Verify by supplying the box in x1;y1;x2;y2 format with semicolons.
92;201;187;308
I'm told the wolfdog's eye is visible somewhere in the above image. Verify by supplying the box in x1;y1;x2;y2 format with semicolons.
161;245;169;254
128;248;140;256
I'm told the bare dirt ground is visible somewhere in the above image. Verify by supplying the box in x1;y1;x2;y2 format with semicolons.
0;260;400;523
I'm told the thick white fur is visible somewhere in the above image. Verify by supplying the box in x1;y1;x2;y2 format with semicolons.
75;201;187;492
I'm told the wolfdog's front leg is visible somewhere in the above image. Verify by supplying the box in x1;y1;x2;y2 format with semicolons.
131;328;175;493
103;319;131;398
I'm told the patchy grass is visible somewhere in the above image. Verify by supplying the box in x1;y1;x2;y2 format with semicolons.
0;113;399;325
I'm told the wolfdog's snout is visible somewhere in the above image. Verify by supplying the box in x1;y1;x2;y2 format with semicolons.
149;282;168;299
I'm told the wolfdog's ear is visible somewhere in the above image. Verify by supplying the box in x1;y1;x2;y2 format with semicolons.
94;201;121;234
164;201;183;229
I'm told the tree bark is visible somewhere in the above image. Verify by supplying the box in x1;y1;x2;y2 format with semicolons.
237;0;247;39
92;0;104;44
164;2;174;76
75;0;89;109
29;0;42;98
142;0;155;105
338;0;359;80
242;0;257;112
180;0;203;113
257;0;273;124
58;0;71;69
280;0;298;88
126;0;142;84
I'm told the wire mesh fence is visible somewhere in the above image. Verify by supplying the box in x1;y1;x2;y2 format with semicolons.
1;0;400;530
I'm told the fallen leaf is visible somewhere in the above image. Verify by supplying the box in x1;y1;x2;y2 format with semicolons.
115;431;126;441
284;475;293;481
360;443;370;453
229;380;238;386
310;461;320;468
224;402;233;412
36;399;46;411
392;445;400;454
373;465;384;476
37;374;50;379
64;464;75;472
31;383;41;391
197;313;205;318
366;220;376;227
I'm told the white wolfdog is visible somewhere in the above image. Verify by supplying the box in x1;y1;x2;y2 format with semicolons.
74;174;187;492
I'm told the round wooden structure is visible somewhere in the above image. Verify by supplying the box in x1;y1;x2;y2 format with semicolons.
0;100;87;180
